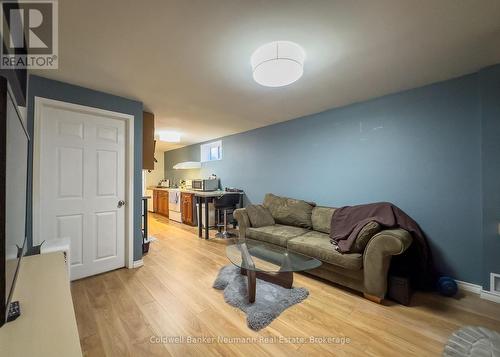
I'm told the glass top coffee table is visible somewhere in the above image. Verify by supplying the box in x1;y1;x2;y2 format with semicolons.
226;238;322;303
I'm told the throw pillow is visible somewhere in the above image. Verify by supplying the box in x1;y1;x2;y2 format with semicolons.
263;193;314;229
246;204;275;228
350;221;382;253
311;206;336;234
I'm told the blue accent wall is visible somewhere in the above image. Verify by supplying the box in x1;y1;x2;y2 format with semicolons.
479;65;500;289
165;70;500;285
27;75;144;261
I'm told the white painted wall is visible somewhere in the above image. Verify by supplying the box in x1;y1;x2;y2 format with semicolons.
145;148;165;188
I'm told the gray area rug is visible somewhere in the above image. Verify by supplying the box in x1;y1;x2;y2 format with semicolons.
443;326;500;357
213;265;309;331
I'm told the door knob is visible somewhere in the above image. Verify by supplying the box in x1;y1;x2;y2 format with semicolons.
117;200;126;208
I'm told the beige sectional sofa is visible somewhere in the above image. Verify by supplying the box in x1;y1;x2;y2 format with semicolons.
234;193;413;302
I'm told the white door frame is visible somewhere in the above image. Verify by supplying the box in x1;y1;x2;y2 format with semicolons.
33;96;136;269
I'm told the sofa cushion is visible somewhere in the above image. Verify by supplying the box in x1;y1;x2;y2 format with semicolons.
311;206;336;234
287;231;362;270
246;204;275;228
246;224;310;247
351;221;382;253
263;193;314;229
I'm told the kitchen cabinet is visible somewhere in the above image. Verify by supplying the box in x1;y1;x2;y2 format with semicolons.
153;190;158;212
143;112;155;170
154;190;169;217
181;192;195;226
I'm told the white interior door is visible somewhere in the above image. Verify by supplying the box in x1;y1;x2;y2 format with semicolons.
36;100;127;280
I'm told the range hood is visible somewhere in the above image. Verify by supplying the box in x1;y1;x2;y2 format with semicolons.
173;161;201;170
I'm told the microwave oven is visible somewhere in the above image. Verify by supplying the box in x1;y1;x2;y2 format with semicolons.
192;179;219;191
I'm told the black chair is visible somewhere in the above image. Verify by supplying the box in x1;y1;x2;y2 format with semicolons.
213;194;240;238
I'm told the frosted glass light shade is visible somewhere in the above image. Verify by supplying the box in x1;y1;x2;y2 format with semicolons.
158;131;181;142
251;41;305;87
173;161;201;170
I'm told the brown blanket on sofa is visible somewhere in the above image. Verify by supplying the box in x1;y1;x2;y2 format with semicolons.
330;202;434;289
329;202;423;252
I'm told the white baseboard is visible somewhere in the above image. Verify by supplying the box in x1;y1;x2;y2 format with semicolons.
131;259;144;268
480;290;500;304
455;279;500;304
456;280;482;294
144;236;157;243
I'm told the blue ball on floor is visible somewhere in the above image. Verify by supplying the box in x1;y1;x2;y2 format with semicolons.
437;276;458;297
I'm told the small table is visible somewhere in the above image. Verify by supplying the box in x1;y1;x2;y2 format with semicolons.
226;238;322;303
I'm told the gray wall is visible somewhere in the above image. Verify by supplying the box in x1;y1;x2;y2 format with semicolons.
165;68;500;286
27;75;144;261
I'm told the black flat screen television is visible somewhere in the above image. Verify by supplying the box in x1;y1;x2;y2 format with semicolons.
0;76;29;327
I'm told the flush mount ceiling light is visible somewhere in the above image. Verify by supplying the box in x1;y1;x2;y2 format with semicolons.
251;41;305;87
157;131;181;142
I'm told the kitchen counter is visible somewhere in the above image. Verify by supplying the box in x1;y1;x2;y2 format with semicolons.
149;186;243;239
148;186;171;191
148;186;243;197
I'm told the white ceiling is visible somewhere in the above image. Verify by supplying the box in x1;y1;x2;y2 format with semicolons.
33;0;500;151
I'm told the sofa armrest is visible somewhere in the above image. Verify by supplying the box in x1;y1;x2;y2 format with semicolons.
363;229;413;298
233;208;251;238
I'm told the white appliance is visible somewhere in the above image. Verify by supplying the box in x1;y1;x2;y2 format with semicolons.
168;189;182;222
145;189;154;212
159;179;170;187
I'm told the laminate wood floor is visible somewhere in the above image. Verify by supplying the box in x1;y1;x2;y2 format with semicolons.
71;214;500;356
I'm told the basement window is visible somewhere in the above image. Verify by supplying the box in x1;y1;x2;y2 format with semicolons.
201;140;222;162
